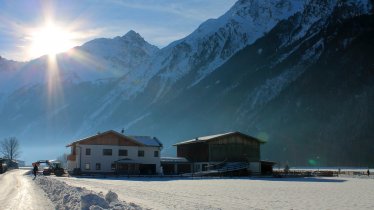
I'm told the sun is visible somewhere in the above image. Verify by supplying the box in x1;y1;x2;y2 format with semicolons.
29;23;75;58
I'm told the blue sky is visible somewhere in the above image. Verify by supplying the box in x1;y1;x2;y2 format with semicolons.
0;0;237;61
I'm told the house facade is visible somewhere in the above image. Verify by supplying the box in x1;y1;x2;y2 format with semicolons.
67;130;162;175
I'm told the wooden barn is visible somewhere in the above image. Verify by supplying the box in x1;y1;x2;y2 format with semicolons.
170;131;273;175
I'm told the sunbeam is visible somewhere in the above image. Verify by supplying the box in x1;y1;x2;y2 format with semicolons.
45;54;65;117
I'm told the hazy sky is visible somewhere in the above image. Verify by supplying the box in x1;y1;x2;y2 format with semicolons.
0;0;237;61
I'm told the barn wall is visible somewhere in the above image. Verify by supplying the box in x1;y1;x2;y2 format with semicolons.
209;143;260;162
176;133;261;163
209;134;260;162
177;143;209;162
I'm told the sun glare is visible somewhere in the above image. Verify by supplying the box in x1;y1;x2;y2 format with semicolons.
29;23;75;58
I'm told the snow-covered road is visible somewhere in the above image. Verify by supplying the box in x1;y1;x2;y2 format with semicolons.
0;169;54;210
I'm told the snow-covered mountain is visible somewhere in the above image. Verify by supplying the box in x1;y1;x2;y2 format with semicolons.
0;30;158;140
0;30;159;145
77;30;159;77
113;0;306;100
0;56;23;72
0;56;25;110
77;0;308;132
105;0;374;165
0;56;25;92
0;31;159;94
0;0;373;165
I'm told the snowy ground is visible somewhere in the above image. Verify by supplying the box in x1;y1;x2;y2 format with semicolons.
4;169;374;209
34;173;143;210
0;169;54;210
0;169;142;210
51;175;374;210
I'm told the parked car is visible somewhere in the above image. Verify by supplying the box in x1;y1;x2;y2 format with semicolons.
6;159;19;169
0;159;8;174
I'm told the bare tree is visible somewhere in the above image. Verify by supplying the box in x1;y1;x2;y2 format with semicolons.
1;137;21;160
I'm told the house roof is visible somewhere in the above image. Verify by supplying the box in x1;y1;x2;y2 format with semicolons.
66;130;162;147
173;131;265;146
129;136;163;147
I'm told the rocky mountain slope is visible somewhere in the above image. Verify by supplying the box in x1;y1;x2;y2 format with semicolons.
74;0;307;135
112;0;374;166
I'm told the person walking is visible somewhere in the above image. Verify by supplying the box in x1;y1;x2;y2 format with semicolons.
33;163;38;179
367;169;370;177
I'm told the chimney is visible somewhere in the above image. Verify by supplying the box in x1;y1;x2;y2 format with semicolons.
121;128;125;134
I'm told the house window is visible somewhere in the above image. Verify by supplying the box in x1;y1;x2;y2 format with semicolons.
96;163;101;170
154;151;159;157
85;163;90;170
86;148;91;156
119;149;128;156
103;149;112;156
138;150;144;157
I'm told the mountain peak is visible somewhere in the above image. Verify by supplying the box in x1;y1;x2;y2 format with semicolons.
122;30;143;41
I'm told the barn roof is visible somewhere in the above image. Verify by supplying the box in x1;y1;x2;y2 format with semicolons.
173;131;265;146
66;130;162;147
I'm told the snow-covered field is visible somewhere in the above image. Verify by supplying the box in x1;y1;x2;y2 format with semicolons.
47;175;374;210
4;169;374;209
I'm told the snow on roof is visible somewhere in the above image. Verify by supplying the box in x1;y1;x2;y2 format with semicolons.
66;130;162;147
173;131;265;146
129;136;163;147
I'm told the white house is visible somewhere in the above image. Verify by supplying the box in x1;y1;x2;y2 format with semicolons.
66;130;163;175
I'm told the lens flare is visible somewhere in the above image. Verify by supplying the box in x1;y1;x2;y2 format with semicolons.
256;132;269;142
308;159;317;166
28;23;75;59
